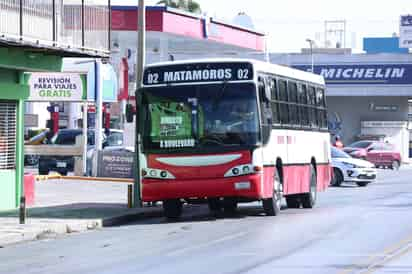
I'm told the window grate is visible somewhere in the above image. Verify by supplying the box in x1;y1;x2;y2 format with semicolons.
0;101;17;170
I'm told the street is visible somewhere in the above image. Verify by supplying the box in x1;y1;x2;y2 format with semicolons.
1;168;412;274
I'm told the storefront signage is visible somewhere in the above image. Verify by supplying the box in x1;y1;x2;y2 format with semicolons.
372;105;399;112
26;73;87;102
143;62;254;85
294;64;412;85
97;150;134;179
400;15;412;48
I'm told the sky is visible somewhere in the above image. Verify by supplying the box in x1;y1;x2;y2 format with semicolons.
111;0;412;52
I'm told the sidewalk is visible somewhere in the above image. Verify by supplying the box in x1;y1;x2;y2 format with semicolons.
0;179;163;247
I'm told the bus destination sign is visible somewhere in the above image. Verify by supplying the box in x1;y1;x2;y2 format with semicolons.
143;62;254;85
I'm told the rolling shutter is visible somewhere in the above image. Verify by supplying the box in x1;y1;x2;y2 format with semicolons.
0;101;17;170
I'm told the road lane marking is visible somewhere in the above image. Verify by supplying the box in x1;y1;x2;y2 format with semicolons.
166;231;248;257
337;234;412;274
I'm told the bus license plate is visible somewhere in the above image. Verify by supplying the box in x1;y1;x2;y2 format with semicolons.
235;182;251;190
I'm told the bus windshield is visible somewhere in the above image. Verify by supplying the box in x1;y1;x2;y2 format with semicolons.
142;83;260;151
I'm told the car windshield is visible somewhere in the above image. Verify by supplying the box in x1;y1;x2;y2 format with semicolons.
105;131;123;147
347;141;373;148
51;130;95;145
142;83;260;151
331;147;351;158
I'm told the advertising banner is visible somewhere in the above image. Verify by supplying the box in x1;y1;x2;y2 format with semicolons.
26;72;88;102
294;64;412;85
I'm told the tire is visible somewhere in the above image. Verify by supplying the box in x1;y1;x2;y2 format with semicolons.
223;198;237;215
331;168;344;187
285;195;300;208
38;167;49;175
207;198;222;213
301;165;317;209
59;170;68;176
356;181;368;187
163;199;182;219
25;155;39;166
262;169;282;216
391;160;400;171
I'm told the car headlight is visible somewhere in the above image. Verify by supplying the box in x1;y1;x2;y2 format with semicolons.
342;162;359;168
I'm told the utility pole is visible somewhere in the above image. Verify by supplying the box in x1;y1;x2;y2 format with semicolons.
134;0;145;207
306;38;314;73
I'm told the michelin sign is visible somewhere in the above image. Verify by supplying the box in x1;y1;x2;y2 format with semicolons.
294;64;412;85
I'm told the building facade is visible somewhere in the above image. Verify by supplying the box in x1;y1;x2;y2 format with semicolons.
270;51;412;161
0;0;110;210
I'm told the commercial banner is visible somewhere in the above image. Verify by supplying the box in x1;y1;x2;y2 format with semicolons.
26;72;88;102
294;64;412;85
400;15;412;48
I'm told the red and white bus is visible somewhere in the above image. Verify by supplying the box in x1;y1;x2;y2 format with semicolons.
138;59;331;218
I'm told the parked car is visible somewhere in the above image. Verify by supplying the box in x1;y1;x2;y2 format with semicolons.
331;146;377;187
343;140;401;170
38;129;123;176
24;129;49;166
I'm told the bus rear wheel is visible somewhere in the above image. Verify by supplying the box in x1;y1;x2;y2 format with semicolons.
301;165;317;209
163;199;182;219
262;169;282;216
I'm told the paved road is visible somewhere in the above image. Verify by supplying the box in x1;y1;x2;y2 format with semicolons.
2;168;412;274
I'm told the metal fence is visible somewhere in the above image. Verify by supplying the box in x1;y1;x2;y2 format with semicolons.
0;0;110;56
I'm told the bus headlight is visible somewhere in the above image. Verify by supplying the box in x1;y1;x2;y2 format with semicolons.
224;164;256;177
143;168;175;179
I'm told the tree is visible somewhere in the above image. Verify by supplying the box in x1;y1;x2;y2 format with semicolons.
156;0;201;14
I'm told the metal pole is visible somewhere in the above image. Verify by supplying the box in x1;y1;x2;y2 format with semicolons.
134;0;145;207
93;60;104;177
82;102;88;175
306;39;314;73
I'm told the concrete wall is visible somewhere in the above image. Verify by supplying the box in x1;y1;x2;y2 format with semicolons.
327;96;409;145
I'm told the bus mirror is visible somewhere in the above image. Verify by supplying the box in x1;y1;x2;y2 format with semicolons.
125;103;136;123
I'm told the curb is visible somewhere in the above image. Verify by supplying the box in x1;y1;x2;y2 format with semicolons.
0;208;163;247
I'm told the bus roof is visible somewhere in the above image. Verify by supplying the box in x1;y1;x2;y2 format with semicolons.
144;58;325;86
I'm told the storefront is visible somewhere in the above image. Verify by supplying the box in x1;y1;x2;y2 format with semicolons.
0;1;110;211
270;52;412;161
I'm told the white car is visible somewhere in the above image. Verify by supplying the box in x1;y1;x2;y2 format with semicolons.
331;146;377;187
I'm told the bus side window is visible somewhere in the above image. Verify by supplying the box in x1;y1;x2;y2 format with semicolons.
308;86;318;128
270;78;280;124
278;79;289;125
288;81;298;126
258;77;272;125
298;84;309;126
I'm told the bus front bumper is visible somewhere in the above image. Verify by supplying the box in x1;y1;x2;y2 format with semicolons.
142;174;262;202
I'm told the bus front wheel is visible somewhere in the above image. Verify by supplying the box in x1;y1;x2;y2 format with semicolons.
262;169;282;216
163;199;182;219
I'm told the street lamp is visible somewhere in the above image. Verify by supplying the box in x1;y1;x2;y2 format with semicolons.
306;38;314;73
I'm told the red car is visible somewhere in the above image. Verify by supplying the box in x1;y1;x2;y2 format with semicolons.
343;140;401;170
